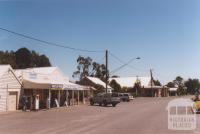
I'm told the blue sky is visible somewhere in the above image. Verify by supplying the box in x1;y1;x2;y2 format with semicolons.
0;0;200;84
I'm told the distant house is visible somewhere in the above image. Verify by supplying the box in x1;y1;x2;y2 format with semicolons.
79;76;113;93
0;65;21;112
168;88;178;96
109;77;168;97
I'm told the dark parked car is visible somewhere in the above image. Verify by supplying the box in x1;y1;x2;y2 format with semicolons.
90;92;120;107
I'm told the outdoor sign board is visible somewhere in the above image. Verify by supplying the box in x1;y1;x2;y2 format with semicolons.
29;73;37;79
51;84;63;89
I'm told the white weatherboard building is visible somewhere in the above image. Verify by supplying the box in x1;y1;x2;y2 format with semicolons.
15;67;90;110
0;65;21;112
168;88;178;96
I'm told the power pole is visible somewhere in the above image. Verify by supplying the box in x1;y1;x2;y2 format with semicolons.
136;76;139;96
106;50;108;93
150;69;154;97
150;69;153;88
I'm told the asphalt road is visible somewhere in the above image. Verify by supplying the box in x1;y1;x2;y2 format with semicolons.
0;97;199;134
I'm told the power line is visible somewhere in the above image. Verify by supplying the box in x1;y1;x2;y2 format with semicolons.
109;52;126;64
0;27;104;53
109;51;148;73
110;57;141;75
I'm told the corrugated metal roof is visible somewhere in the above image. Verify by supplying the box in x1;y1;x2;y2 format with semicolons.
15;67;57;76
0;65;11;78
87;76;112;89
0;64;22;85
15;67;68;84
109;77;152;88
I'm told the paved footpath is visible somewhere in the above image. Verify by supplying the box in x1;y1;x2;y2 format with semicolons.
0;97;199;134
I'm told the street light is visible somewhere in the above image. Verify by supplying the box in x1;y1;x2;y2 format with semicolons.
136;57;141;60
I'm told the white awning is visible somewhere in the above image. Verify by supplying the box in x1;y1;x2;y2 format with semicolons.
169;88;178;92
64;83;91;91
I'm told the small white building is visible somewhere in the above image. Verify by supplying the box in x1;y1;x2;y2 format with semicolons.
168;88;178;96
0;65;21;112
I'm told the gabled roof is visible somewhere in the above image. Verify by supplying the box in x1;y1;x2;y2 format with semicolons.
0;65;11;78
86;76;112;89
15;67;58;76
14;67;70;89
0;64;22;85
109;76;152;88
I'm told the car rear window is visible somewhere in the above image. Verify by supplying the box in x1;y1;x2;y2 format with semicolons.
112;93;118;97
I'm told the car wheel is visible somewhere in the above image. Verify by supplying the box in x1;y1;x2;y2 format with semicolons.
103;101;107;107
112;103;116;107
90;101;94;106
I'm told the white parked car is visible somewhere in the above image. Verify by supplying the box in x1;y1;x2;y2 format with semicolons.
121;93;134;102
